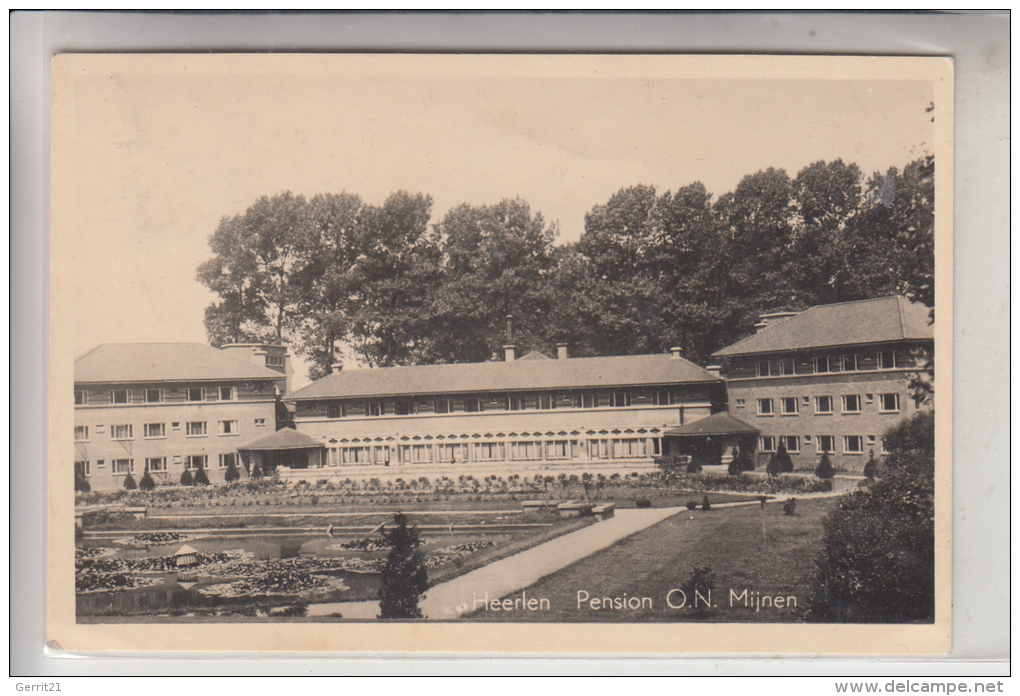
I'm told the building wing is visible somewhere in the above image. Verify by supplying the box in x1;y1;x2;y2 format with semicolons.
74;343;285;384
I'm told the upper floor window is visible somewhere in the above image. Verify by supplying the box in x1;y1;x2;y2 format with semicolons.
573;393;596;409
879;393;901;413
143;423;166;439
186;387;204;402
144;389;163;403
186;421;207;437
757;359;794;377
433;399;452;414
327;402;345;419
365;402;382;417
537;394;558;410
74;390;88;405
111;424;133;440
878;351;898;369
757;398;774;416
815;395;833;414
394;401;417;416
111;389;130;404
734;398;746;408
219;420;238;435
780;397;799;415
839;354;858;372
464;398;483;413
266;355;284;367
609;392;631;408
653;391;677;406
74;425;89;442
842;394;862;413
219;386;234;401
254;418;267;428
813;356;831;374
506;396;526;412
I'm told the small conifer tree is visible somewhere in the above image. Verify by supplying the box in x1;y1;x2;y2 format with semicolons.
180;468;194;486
378;513;428;619
863;450;879;479
681;565;716;617
224;459;240;483
766;454;783;477
251;463;263;480
123;472;137;490
776;442;794;473
139;467;156;491
74;472;91;493
815;453;835;479
193;463;210;486
701;494;711;511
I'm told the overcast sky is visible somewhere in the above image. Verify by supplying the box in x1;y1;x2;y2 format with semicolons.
53;55;937;385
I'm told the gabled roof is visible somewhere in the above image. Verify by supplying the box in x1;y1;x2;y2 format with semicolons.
289;352;720;401
712;296;934;358
238;427;324;451
74;343;285;384
662;412;759;437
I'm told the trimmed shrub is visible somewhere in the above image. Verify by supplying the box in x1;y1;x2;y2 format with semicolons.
766;455;783;478
224;460;241;483
635;498;652;509
139;470;156;491
732;446;755;473
815;453;835;479
863;452;880;480
701;495;711;511
123;473;137;490
686;459;703;474
251;463;263;480
783;498;797;516
685;501;698;511
180;468;194;486
776;442;794;473
74;473;91;493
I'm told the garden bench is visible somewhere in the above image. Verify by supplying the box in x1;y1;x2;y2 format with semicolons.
556;501;594;518
521;500;558;512
591;503;615;521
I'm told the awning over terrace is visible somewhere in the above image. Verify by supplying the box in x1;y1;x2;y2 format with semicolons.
662;412;759;437
238;427;324;451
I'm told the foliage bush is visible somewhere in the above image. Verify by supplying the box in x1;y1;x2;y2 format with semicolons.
686;459;703;474
74;473;91;493
681;565;716;616
863;452;880;480
783;498;797;516
139;470;156;491
810;411;935;623
685;501;698;511
122;473;137;490
728;447;754;475
635;498;652;509
815;453;835;479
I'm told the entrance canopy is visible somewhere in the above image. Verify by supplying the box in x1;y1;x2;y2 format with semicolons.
662;412;759;438
237;427;325;452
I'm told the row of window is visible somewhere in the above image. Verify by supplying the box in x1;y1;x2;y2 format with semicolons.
74;418;266;442
303;390;688;419
325;437;661;466
755;351;902;378
75;386;242;406
759;434;878;455
746;393;900;416
74;453;238;477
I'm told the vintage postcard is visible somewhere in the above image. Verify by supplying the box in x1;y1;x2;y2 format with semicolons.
49;54;953;654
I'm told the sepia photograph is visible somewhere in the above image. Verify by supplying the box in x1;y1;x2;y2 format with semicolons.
48;53;953;653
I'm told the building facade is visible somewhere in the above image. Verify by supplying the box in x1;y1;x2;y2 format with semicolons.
711;296;935;472
284;345;727;480
73;343;288;490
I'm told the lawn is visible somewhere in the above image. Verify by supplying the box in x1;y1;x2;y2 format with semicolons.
472;497;838;623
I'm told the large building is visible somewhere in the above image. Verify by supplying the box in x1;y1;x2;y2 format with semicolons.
73;343;289;490
282;344;728;479
711;296;934;472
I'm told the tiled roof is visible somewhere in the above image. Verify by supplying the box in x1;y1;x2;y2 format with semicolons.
712;296;934;358
662;412;759;437
289;352;720;401
74;343;285;384
238;427;324;451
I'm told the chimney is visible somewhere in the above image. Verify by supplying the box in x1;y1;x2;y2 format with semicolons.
331;362;343;374
557;343;569;360
755;311;800;334
503;314;516;361
706;365;722;377
669;346;683;360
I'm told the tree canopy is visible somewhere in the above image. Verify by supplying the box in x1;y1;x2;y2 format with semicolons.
198;155;935;378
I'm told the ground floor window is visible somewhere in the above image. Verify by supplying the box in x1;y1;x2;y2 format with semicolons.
218;453;236;470
401;444;433;464
781;436;800;453
546;440;569;459
759;436;776;452
475;442;504;461
341;446;373;465
74;460;91;477
844;435;864;454
613;438;648;458
146;457;167;472
509;441;542;461
112;458;134;475
816;435;836;453
438;443;468;463
184;455;208;470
